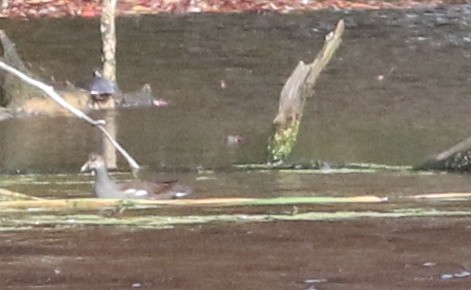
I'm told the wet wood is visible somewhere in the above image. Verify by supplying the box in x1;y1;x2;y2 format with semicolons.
267;19;345;163
417;136;471;171
0;195;386;210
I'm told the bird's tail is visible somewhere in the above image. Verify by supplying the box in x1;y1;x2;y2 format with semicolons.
171;185;193;199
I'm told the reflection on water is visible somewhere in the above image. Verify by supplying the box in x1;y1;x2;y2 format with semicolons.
1;8;471;173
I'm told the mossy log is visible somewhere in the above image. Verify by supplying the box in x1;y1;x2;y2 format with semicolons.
267;20;345;163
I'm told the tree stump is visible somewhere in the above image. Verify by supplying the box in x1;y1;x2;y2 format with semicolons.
267;20;345;163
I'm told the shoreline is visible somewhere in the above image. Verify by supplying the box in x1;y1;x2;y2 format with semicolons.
0;0;466;19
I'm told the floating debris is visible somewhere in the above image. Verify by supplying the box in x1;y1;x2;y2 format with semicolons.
226;135;247;146
440;271;470;280
304;278;327;283
454;271;470;278
422;262;436;267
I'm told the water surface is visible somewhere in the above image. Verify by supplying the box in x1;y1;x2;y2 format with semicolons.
2;8;471;172
1;7;471;289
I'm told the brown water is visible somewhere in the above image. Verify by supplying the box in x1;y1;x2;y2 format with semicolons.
2;7;471;172
1;6;471;289
0;219;470;289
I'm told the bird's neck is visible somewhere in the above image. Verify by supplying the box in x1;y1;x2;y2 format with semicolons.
93;166;118;197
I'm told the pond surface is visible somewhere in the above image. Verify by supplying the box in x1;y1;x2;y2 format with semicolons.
0;218;470;289
2;6;471;172
1;5;471;289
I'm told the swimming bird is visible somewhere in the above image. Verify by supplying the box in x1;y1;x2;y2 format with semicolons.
80;153;192;199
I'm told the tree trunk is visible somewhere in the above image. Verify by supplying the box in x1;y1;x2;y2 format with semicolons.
101;0;117;85
100;0;118;167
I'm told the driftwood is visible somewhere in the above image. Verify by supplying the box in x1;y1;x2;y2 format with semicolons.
267;20;345;163
417;137;471;171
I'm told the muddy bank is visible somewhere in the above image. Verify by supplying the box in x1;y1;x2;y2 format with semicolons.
0;217;469;289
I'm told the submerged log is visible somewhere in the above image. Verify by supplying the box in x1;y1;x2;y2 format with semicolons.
267;20;345;163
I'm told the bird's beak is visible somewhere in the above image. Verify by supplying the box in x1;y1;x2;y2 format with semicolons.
80;161;90;172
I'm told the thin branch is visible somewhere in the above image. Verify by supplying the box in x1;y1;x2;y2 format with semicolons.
434;136;471;161
97;126;140;171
